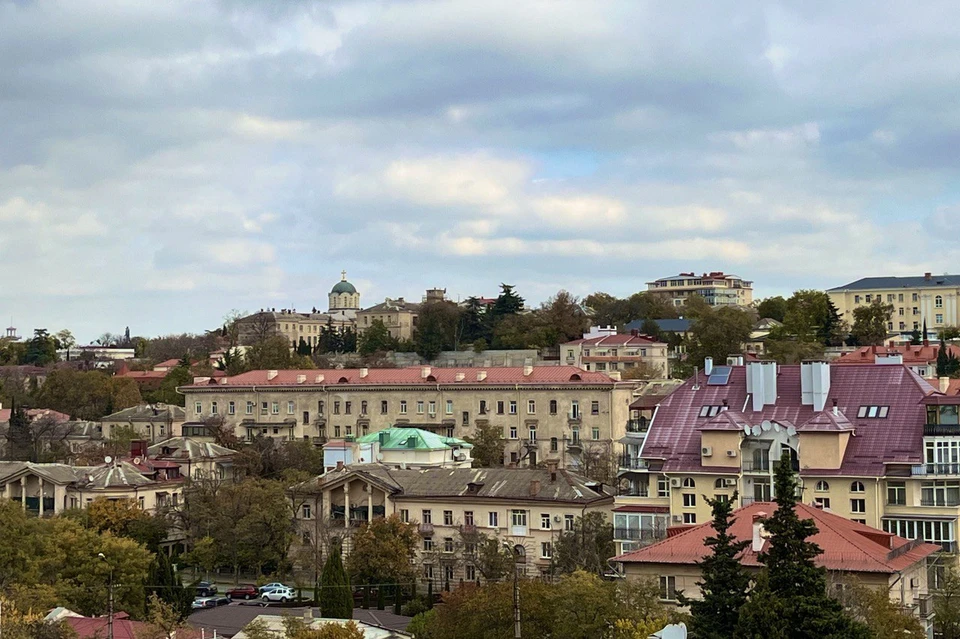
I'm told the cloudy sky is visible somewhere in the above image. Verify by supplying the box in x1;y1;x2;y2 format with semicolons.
2;1;959;342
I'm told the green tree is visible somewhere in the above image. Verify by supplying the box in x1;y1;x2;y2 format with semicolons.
148;552;193;622
935;565;960;639
782;290;844;346
23;329;58;366
460;297;488;344
5;402;33;461
535;290;590;347
464;422;504;467
347;514;418;588
552;512;614;576
937;338;960;378
83;497;169;552
679;493;750;639
358;320;397;356
683;306;754;373
910;327;923;345
851;299;894;346
247;335;297;369
0;596;74;639
297;338;312;356
734;451;871;638
150;365;194;406
756;296;787;323
319;541;353;619
35;368;116;419
834;581;924;639
413;300;462;360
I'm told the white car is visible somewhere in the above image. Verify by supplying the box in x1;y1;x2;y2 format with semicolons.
259;582;287;594
261;587;295;603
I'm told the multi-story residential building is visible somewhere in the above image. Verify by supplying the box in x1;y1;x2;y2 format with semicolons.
101;404;186;442
614;359;960;561
291;464;613;583
828;272;960;334
562;328;669;376
235;272;361;348
180;366;637;471
646;272;753;308
833;343;960;378
614;502;941;631
322;427;474;470
146;436;236;481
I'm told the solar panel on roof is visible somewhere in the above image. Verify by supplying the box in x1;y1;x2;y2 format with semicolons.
707;365;732;385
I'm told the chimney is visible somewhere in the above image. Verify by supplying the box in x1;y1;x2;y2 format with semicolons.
529;479;541;496
752;513;767;552
267;370;278;380
296;374;306;384
315;374;325;383
609;371;622;381
722;398;729;407
631;329;639;337
421;366;431;379
941;377;950;393
925;272;932;281
477;370;487;381
801;361;831;412
336;461;344;471
360;367;369;378
832;398;838;416
704;356;714;376
455;372;465;382
523;364;533;376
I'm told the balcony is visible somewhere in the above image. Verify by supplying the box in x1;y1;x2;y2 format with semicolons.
741;460;770;472
916;595;934;619
920;497;960;507
614;528;667;542
460;523;477;535
418;522;434;535
625;420;648;436
912;463;960;476
923;423;960;437
619;455;649;471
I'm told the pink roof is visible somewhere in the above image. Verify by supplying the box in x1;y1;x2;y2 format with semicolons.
642;364;936;476
0;408;70;423
835;343;960;366
564;334;664;347
185;366;621;388
615;502;941;574
65;614;147;639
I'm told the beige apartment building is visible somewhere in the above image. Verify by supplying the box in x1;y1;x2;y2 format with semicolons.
828;272;960;334
562;328;669;377
646;271;753;308
180;366;638;470
101;404;186;442
291;464;614;583
615;360;960;565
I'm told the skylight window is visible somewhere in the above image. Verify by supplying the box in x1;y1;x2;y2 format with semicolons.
857;406;889;418
707;366;732;385
698;405;726;418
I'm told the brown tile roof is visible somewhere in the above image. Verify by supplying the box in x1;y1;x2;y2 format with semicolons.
615;501;941;574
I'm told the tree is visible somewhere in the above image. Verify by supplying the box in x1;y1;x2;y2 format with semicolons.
552;512;615;576
283;617;366;639
535;291;590;347
781;290;844;346
84;497;169;552
678;493;750;639
5;402;33;461
851;299;894;346
23;329;58;366
938;338;960;378
148;365;195;406
683;306;754;373
148;552;193;622
460;297;488;344
319;541;353;619
935;565;960;639
464;422;504;467
138;593;189;639
247;335;297;369
910;326;923;345
413;301;462;360
734;451;870;638
347;514;418;588
833;580;924;639
358;320;397;356
0;595;74;639
756;297;787;323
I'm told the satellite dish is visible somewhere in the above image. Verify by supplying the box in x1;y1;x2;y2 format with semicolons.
751;425;762;437
761;420;772;430
743;425;751;436
133;457;142;465
786;426;797;437
104;455;113;464
772;422;781;432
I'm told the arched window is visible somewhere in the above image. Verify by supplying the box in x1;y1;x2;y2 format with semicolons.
936;295;944;308
850;481;865;493
714;478;726;489
682;478;696;488
815;481;830;492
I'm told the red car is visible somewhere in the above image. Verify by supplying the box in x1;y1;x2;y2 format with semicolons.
226;585;258;600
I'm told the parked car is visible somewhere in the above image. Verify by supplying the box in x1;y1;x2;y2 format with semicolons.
226;585;258;600
261;587;295;603
192;595;230;609
195;582;218;597
258;582;288;594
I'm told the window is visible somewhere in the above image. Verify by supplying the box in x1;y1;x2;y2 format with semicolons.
899;293;903;302
571;400;580;419
283;400;292;414
899;307;904;316
228;401;235;415
541;513;551;529
887;294;894;302
488;512;499;527
443;538;454;553
658;478;670;498
591;401;600;415
511;510;527;527
423;565;433;579
417;400;424;414
921;480;960;506
422;509;432;523
334;401;341;415
854;295;861;304
497;401;505;414
428;401;436;415
900;322;906;330
381;400;388;414
887;481;906;505
479;400;488;414
194;402;202;415
683;513;697;524
361;400;368;414
462;411;469;425
400;509;409;523
509;426;518;439
850;481;865;493
564;514;575;531
714;494;729;503
571;428;580;444
592;427;600;440
550;437;558;452
211;401;218;414
246;401;254;415
913;307;920;315
683;494;696;508
302;504;312;519
270;401;279;414
528;400;536;414
318;400;325;415
850;499;866;514
937;295;944;308
400;401;407;414
815;497;831;509
423;537;434;551
659;576;677;601
682;478;696;488
509;400;517;415
464;511;474;526
856;406;888;418
913;293;919;302
443;510;453;526
714;478;726;489
302;411;309;424
446;400;453;415
541;542;552;559
815;480;830;492
938;314;944;324
345;425;352;436
465;565;476;581
549;400;558;415
334;425;341;437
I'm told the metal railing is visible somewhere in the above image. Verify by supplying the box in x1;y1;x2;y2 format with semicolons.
920;497;960;507
613;528;667;541
923;423;960;437
619;456;649;470
741;460;770;472
913;463;960;476
626;419;648;434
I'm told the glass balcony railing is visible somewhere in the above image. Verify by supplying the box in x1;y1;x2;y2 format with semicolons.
619;456;649;470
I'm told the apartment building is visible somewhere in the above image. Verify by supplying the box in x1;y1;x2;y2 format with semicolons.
834;343;960;378
291;464;613;583
180;366;637;471
828;272;960;333
646;272;753;308
614;359;960;561
562;328;669;376
101;404;186;442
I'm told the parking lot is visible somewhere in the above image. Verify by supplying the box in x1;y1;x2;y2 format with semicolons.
189;602;412;637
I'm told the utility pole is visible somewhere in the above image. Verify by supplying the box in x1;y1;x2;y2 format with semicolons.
98;553;114;639
503;543;521;639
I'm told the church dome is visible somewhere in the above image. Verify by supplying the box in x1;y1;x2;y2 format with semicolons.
330;271;357;295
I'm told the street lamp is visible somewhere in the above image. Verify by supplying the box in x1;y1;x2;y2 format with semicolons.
502;543;521;639
97;553;114;639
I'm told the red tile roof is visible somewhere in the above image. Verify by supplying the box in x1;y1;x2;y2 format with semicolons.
65;613;148;639
615;502;941;574
185;366;624;388
928;378;960;395
0;408;70;423
641;364;936;476
563;334;665;347
835;343;960;365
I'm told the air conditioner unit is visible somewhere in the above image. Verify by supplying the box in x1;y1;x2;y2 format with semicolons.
672;515;683;523
670;478;682;488
701;446;713;457
726;450;737;458
724;478;737;487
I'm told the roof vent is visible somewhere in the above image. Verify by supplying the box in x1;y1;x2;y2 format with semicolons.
477;370;487;381
360;367;369;379
455;372;465;382
523;364;533;376
421;366;431;379
315;374;325;383
267;370;278;380
296;374;306;384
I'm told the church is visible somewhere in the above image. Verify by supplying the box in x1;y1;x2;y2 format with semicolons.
236;271;361;349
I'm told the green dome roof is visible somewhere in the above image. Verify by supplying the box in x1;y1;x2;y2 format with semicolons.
331;271;357;294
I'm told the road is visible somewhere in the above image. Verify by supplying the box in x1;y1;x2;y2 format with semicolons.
189;602;413;637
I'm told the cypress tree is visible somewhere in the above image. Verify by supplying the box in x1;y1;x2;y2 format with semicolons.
679;493;750;639
149;552;193;621
734;451;871;639
319;542;353;619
